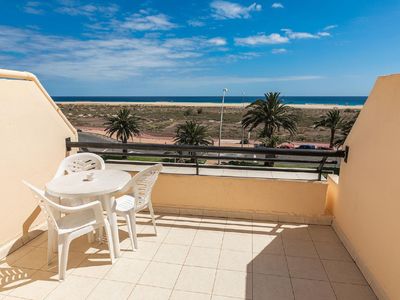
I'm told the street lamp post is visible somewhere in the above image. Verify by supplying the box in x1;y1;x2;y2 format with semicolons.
241;91;245;148
218;88;228;164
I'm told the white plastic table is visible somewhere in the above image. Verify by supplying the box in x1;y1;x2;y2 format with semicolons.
46;169;131;258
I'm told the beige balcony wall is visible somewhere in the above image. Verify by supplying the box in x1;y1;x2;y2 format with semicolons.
150;173;329;221
325;174;339;214
331;74;400;299
0;70;77;252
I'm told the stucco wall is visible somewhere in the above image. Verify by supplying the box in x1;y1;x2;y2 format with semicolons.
331;74;400;299
0;70;77;251
325;174;339;215
149;173;328;221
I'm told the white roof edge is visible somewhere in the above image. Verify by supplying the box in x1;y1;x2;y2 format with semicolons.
0;69;36;80
0;69;77;139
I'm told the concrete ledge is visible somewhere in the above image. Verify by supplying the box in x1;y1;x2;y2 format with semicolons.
106;162;325;181
153;206;332;225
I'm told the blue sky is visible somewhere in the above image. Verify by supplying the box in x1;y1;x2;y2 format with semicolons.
1;0;400;96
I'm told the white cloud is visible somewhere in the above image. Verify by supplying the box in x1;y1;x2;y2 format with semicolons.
271;48;287;54
210;1;262;19
236;28;332;47
282;29;320;39
118;12;177;31
56;3;119;18
187;20;206;27
271;3;284;9
282;29;331;40
324;24;338;31
23;1;45;15
208;37;227;46
0;26;233;80
220;52;260;62
235;33;289;46
317;32;331;37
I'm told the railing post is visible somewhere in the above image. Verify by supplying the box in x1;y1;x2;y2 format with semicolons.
65;137;71;152
344;145;350;163
195;152;199;175
317;156;328;181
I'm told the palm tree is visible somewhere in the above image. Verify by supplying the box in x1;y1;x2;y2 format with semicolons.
174;120;212;163
242;92;297;142
242;92;297;166
104;108;141;157
334;112;359;147
314;109;343;148
174;120;212;146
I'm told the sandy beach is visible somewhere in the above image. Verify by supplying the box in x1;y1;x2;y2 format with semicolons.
56;101;363;110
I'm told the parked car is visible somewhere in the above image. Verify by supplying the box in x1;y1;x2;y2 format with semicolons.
297;144;316;150
277;142;296;149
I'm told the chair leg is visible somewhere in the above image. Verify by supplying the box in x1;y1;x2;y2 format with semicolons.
47;225;54;265
128;211;138;250
87;231;95;243
96;227;104;243
58;236;70;281
125;214;136;251
148;202;157;235
103;221;115;263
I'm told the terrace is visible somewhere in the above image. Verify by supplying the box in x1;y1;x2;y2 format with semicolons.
1;69;399;299
1;213;375;300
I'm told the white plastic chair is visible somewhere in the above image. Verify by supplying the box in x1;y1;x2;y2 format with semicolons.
54;153;105;179
23;181;115;280
115;164;162;250
53;153;106;242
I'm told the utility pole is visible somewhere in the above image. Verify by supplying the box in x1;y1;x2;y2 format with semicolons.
218;88;228;164
241;91;245;148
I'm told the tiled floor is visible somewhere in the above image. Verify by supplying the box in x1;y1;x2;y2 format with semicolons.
0;214;377;300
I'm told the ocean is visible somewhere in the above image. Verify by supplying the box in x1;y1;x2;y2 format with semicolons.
53;96;367;106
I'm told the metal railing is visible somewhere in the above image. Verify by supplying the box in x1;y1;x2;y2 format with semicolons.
66;138;348;180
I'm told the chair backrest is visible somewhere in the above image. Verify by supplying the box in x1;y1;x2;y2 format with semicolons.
22;181;60;231
132;164;163;206
54;153;105;178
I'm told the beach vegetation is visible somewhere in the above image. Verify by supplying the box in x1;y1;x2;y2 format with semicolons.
60;103;360;144
174;120;213;163
314;109;344;148
242;92;297;142
240;137;249;144
104;108;141;157
174;120;213;146
242;92;297;166
334;112;359;147
183;108;194;117
258;135;281;148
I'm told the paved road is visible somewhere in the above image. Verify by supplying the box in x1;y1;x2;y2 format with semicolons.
78;132;117;143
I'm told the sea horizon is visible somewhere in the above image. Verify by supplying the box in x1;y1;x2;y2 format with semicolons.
53;96;367;106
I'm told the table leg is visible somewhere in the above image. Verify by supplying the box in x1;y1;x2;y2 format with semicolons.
103;195;120;258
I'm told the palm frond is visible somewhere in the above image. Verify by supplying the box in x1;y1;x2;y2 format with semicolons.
174;120;212;146
104;108;141;143
241;92;297;142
